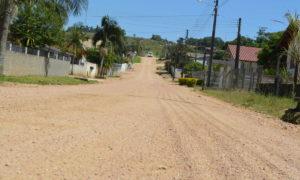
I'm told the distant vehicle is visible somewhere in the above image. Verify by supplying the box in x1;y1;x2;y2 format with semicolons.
147;52;153;57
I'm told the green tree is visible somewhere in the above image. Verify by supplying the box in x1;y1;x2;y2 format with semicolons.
65;23;89;74
213;50;226;59
184;62;203;76
93;16;125;77
151;34;163;41
0;0;88;75
224;36;256;48
177;37;185;44
10;1;67;47
256;27;270;47
185;36;225;49
257;31;284;69
167;43;189;78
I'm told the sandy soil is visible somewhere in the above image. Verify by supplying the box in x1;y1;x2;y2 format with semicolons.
0;57;300;180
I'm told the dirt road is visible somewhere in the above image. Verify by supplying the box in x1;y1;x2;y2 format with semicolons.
0;57;300;179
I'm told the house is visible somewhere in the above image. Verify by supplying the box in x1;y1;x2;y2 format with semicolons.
226;45;262;71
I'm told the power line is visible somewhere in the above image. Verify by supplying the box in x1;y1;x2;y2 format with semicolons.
88;14;209;18
220;0;230;7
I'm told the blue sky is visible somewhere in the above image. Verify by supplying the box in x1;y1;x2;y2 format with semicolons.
67;0;299;42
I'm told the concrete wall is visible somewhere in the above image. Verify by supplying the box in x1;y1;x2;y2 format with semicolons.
72;62;98;78
107;63;129;77
4;51;70;76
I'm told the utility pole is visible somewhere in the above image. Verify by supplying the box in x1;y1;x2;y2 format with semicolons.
234;18;242;88
185;29;189;44
206;0;219;87
182;29;189;77
203;50;207;70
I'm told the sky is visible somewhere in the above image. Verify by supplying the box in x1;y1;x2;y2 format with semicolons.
66;0;299;42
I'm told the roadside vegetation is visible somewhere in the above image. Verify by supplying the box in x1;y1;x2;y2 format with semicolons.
0;76;97;85
199;89;296;118
133;56;141;63
126;36;172;58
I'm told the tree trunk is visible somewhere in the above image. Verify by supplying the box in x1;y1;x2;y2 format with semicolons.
71;45;77;75
293;62;299;95
98;56;104;78
0;0;11;75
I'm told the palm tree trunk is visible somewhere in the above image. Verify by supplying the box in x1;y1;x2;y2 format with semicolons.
293;62;299;95
0;0;11;75
99;56;104;78
71;45;77;75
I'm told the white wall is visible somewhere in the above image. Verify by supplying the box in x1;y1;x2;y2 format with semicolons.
107;63;129;76
72;62;98;78
4;51;70;76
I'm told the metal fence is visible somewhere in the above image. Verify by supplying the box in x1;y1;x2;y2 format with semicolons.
6;42;73;62
192;67;262;91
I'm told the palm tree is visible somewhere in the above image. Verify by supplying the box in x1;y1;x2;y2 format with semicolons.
284;13;300;92
93;16;125;77
0;0;11;75
0;0;88;75
66;23;89;75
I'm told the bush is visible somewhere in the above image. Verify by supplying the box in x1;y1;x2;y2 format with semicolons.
212;64;224;72
196;79;203;85
178;78;202;87
178;78;187;85
133;56;141;63
263;68;276;75
186;78;197;87
124;57;131;63
183;62;203;73
213;50;225;59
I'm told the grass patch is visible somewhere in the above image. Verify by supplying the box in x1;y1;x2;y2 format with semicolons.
133;56;141;63
0;76;98;85
200;89;296;118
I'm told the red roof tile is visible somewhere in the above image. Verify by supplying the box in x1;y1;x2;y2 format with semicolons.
228;45;262;62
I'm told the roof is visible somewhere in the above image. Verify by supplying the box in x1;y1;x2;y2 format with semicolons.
227;45;262;62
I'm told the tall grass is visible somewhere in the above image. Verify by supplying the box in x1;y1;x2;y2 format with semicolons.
133;56;141;63
200;89;296;118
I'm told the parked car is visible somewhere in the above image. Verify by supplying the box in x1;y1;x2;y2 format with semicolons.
147;52;153;57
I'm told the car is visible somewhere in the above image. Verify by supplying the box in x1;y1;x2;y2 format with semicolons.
147;52;153;57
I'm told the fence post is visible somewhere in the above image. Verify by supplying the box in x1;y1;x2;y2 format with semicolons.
218;67;224;89
9;43;12;51
256;66;263;92
248;67;254;91
56;53;58;60
241;63;246;89
252;70;257;91
37;49;40;56
25;47;28;54
63;56;65;61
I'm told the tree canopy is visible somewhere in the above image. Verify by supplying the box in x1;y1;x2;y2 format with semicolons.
257;31;284;69
9;1;67;47
185;37;225;49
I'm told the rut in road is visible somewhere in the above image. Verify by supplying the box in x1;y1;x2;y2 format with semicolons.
0;57;300;179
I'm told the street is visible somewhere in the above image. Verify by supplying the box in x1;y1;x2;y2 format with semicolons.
0;57;300;179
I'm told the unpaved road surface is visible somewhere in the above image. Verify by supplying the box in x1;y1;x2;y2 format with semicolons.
1;58;300;180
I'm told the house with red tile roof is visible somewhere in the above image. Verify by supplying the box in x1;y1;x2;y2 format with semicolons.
226;45;262;71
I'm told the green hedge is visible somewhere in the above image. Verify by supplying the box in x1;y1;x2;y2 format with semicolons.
178;78;203;87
